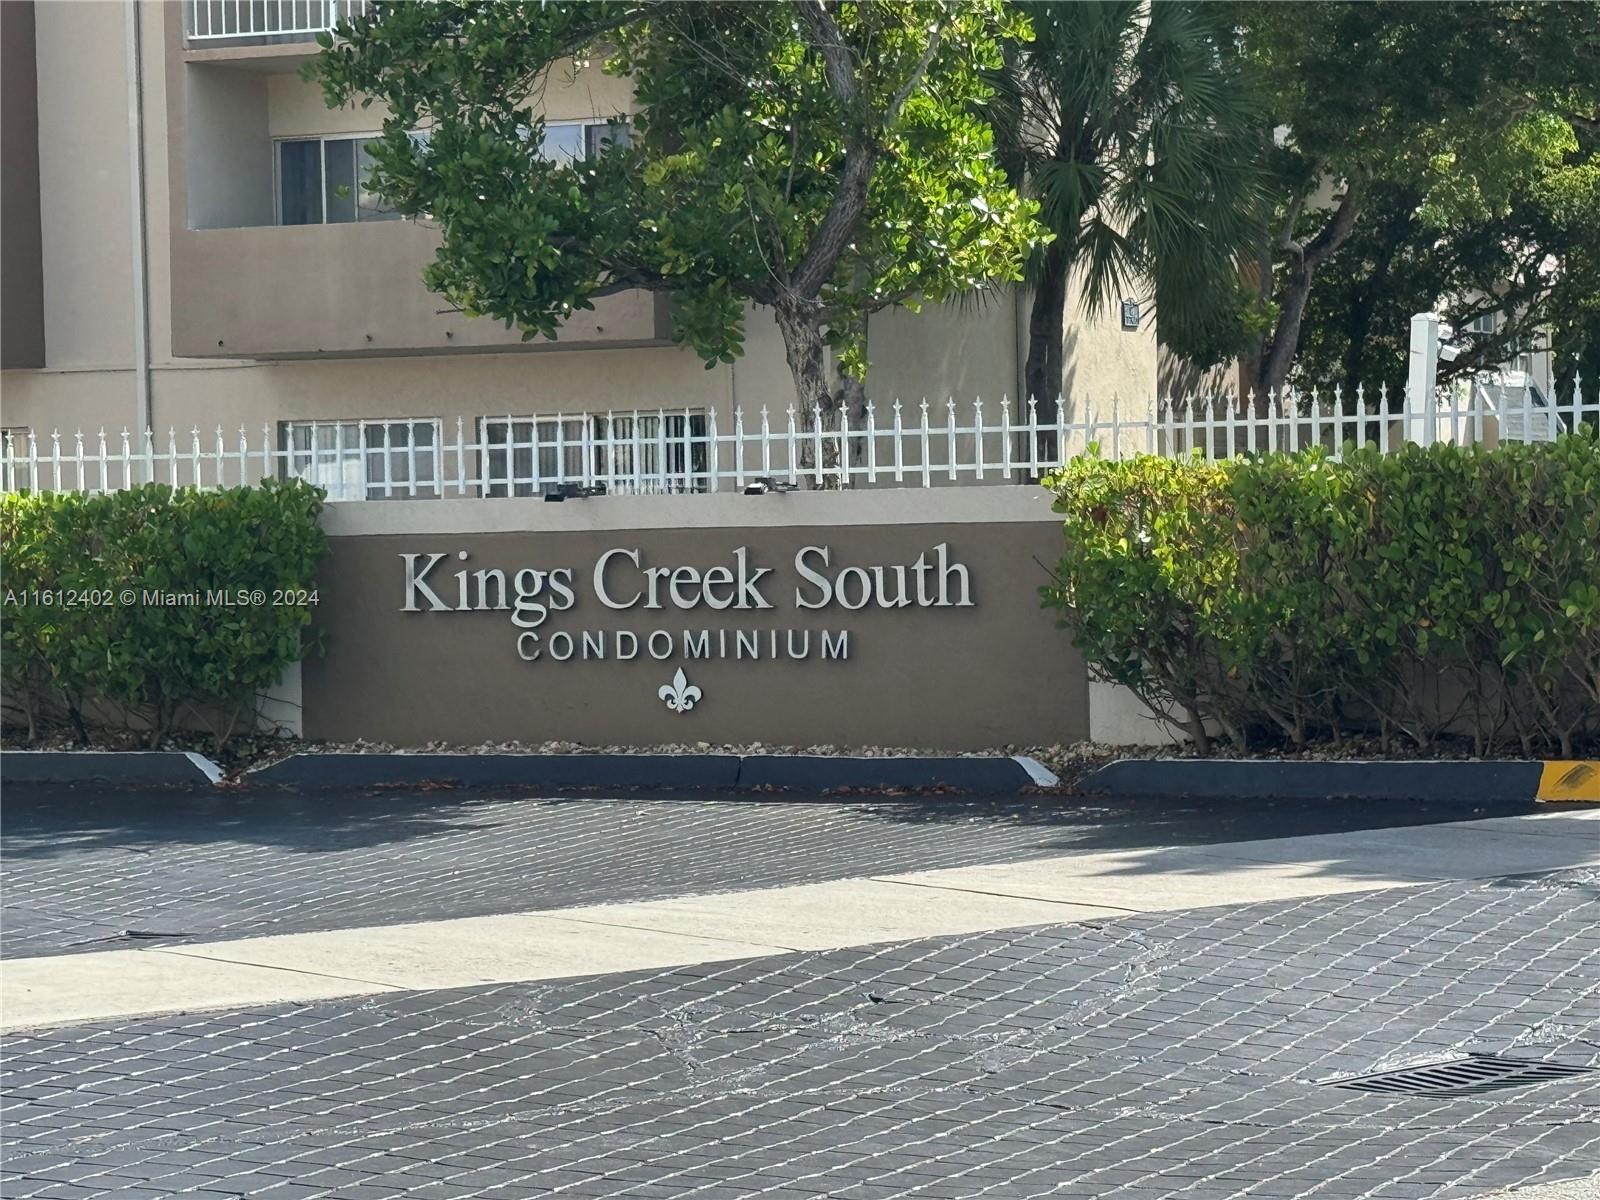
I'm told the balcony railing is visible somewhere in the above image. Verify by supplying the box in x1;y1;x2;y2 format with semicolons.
186;0;370;44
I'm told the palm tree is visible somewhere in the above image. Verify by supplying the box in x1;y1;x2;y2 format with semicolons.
995;0;1266;418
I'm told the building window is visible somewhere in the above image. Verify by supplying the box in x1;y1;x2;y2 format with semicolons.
280;419;440;501
276;136;402;226
538;120;631;166
482;412;706;497
275;124;618;225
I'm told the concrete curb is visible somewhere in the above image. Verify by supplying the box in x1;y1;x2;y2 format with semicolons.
1081;758;1600;803
735;754;1050;793
247;751;1054;793
250;752;742;791
0;750;223;788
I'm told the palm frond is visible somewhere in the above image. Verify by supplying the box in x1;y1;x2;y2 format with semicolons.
1002;0;1271;339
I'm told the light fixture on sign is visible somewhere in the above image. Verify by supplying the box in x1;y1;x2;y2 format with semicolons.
544;482;608;502
1121;299;1141;330
743;476;799;496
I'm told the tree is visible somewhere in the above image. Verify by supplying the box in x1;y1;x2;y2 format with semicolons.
1291;123;1600;396
992;1;1266;413
1229;0;1600;397
311;0;1043;421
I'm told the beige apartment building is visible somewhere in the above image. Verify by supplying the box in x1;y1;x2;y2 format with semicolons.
1;1;1156;495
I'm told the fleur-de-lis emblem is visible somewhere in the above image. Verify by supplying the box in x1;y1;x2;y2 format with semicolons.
658;668;703;714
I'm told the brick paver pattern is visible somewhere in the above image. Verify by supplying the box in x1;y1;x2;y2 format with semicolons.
3;789;1494;958
4;868;1597;1199
1;792;1101;957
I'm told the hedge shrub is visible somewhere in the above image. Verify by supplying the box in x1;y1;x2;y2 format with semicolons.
1;481;328;751
1042;433;1600;756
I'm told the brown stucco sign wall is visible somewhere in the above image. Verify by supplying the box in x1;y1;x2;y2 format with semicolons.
303;490;1087;749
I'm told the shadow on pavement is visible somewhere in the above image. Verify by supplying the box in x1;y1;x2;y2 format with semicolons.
858;798;1600;885
0;781;1555;863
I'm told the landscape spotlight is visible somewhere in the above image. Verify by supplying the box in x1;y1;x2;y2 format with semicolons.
743;476;799;496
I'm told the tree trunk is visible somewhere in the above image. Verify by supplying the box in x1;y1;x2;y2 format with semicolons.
1181;700;1212;756
1025;245;1068;414
773;300;834;422
1025;244;1069;462
1255;180;1366;397
835;335;867;473
1258;261;1314;398
773;300;839;483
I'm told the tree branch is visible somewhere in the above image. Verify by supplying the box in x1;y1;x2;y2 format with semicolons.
793;0;860;117
1257;175;1367;395
885;26;941;126
787;0;878;301
1276;157;1324;253
588;276;670;299
1303;172;1366;271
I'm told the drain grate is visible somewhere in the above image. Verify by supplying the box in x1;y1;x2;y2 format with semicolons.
1327;1054;1596;1097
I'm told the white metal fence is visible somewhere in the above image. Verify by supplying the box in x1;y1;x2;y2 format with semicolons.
2;381;1593;502
186;0;370;43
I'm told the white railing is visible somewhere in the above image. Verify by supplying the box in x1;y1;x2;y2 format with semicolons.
186;0;370;43
2;380;1593;501
1158;377;1592;459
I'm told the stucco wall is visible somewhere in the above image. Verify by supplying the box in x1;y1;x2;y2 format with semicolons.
187;66;272;229
0;343;756;446
868;295;1021;405
1;0;46;370
263;54;635;138
1062;268;1158;416
267;69;382;140
31;0;134;372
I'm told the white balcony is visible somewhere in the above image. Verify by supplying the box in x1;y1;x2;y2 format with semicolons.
186;0;370;44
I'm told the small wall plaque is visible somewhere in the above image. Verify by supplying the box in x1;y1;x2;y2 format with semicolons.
1120;299;1141;330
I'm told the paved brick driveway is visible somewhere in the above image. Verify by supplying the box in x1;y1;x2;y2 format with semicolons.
4;866;1597;1199
0;787;1529;958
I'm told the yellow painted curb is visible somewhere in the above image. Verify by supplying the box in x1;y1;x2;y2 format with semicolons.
1536;761;1600;803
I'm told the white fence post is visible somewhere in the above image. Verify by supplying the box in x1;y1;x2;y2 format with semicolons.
945;398;957;482
1408;311;1441;446
865;402;879;485
892;400;904;484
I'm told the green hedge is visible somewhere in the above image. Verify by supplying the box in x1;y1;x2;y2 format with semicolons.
1;481;328;751
1042;435;1600;756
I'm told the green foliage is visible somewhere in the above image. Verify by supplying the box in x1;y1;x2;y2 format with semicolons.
993;0;1267;394
1207;0;1600;390
1222;451;1357;748
1;482;328;751
1037;453;1238;750
1292;133;1600;393
310;1;1043;409
1042;435;1600;756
